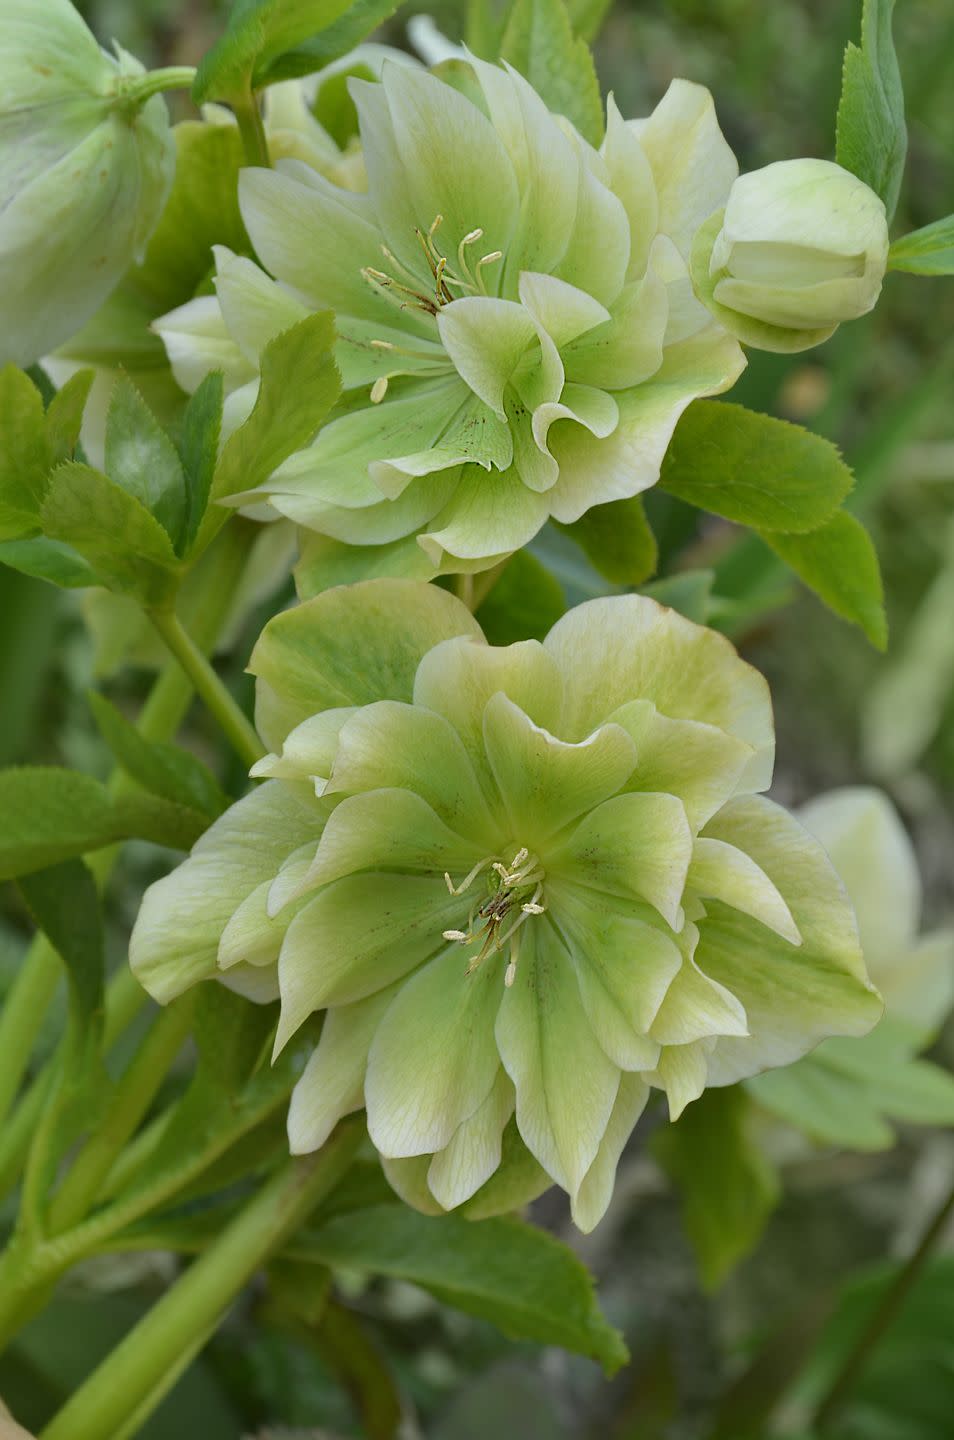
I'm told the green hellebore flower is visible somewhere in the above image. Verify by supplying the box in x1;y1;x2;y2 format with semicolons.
154;67;745;573
130;581;881;1230
0;0;175;367
747;787;954;1149
691;158;889;353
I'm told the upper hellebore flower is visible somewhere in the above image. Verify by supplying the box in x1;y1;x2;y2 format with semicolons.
155;65;746;572
130;580;881;1230
691;158;890;352
0;0;175;367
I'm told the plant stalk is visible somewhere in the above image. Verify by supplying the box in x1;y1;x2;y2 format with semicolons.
232;82;270;167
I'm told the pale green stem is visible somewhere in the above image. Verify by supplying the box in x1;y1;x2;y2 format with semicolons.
232;81;270;168
148;607;265;771
452;573;475;610
40;1125;362;1440
122;66;198;106
0;945;61;1132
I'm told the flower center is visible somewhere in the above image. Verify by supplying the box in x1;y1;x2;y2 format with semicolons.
442;847;546;987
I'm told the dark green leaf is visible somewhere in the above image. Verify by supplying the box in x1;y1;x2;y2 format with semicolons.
475;550;566;643
45;370;94;466
177;373;225;556
196;312;339;555
835;0;906;222
292;1205;628;1374
653;1087;780;1291
0;537;101;589
0;766;205;881
89;693;229;819
192;983;276;1093
18;860;104;1019
888;215;954;275
104;376;188;547
40;462;180;607
641;568;715;625
761;509;887;649
557;495;658;585
659;402;854;534
295;532;434;598
501;0;604;147
0;365;53;539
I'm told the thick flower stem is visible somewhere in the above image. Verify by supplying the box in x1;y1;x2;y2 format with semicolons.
39;1124;363;1440
813;1180;954;1431
232;82;270;168
123;66;198;106
148;607;265;771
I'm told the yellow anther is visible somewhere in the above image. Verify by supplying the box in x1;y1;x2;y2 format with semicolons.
370;376;388;404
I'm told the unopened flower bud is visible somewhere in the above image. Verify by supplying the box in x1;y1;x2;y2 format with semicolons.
0;0;176;367
691;158;889;352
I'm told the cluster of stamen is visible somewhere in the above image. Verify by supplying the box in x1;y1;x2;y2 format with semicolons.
442;848;546;988
361;215;503;405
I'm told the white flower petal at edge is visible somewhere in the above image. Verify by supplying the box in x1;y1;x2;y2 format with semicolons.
151;58;747;571
130;581;883;1231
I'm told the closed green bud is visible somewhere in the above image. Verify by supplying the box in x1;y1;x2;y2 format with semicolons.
0;0;176;367
691;158;889;353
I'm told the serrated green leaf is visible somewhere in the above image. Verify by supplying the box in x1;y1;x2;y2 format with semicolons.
641;568;715;625
0;767;207;881
0;537;101;589
654;1087;780;1291
197;312;339;555
659;401;854;534
557;495;658;585
501;0;604;147
888;215;954;275
465;0;507;58
475;549;566;643
40;462;179;607
178;373;225;556
761;509;887;649
291;1205;628;1374
104;377;189;548
0;365;53;540
18;860;104;1020
193;0;390;103
45;370;94;467
835;0;906;223
89;693;229;819
256;0;401;86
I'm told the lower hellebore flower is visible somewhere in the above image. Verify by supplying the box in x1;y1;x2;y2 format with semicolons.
0;0;175;367
130;581;882;1230
691;159;890;352
154;63;746;573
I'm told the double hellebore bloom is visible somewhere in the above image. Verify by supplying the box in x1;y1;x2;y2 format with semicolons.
691;159;890;352
0;0;175;367
131;581;881;1230
155;65;746;572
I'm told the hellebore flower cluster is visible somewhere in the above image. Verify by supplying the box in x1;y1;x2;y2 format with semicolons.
130;581;881;1230
0;0;174;368
154;63;748;572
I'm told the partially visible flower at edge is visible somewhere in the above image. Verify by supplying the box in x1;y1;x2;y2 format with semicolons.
130;580;881;1231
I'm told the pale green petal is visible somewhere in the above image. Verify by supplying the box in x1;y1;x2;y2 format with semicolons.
482;692;636;843
348;75;428;280
544;594;773;791
436;298;536;416
563;271;668;391
601;95;659;281
371;398;513;497
217;877;294;972
530;384;619;474
572;1074;649;1232
880;930;954;1039
335;314;447;390
218;964;281;1004
383;1116;550;1218
629;79;737;258
650;1039;712;1119
610;700;755;828
250;708;357;783
287;984;400;1153
688;837;801;945
649;942;749;1047
698;796;882;1085
496;920;621;1194
427;1068;515;1209
547;326;745;524
212;246;310;364
152;295;256;395
796;787;920;974
550;791;693;929
326;699;500;843
419;464;551;565
557;882;683;1047
517;271;610;348
554;145;631;305
129;781;324;1004
413;634;564;797
272;470;459;545
297;788;485;891
365;940;504;1156
276;873;462;1047
250;577;481;750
